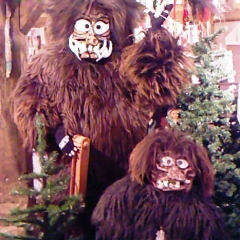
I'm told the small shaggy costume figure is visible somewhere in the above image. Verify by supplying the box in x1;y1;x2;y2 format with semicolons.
92;129;230;240
11;0;218;238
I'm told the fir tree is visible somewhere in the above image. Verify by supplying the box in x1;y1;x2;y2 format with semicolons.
169;29;240;239
0;114;85;240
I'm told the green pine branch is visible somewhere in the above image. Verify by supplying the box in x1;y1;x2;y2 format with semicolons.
0;114;85;240
172;30;240;239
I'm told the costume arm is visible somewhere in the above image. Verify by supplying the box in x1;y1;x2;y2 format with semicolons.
201;202;230;240
165;197;230;240
91;177;134;240
11;53;61;150
120;23;193;108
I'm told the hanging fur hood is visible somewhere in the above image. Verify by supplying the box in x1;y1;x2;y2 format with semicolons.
44;0;146;49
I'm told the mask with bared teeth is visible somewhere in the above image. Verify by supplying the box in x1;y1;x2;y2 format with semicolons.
151;154;196;192
129;129;214;197
68;5;113;62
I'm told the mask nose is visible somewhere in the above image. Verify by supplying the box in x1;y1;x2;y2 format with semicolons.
86;30;99;46
167;166;186;181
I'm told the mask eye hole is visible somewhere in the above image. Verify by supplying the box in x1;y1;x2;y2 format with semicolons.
160;156;174;167
93;21;110;35
176;159;189;169
74;19;91;32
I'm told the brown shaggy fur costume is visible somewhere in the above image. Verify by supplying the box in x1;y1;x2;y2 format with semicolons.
92;129;230;240
10;0;218;238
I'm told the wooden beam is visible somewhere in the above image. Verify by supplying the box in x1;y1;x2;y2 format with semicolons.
0;0;6;61
224;8;240;21
20;0;43;35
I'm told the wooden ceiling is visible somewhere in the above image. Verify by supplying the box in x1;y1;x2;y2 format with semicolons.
18;0;240;36
19;0;44;35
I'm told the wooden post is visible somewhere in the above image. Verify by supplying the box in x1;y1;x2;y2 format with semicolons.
0;0;27;184
70;135;91;203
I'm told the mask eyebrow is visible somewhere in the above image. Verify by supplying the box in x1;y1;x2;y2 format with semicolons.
87;12;109;22
96;16;110;23
163;150;172;156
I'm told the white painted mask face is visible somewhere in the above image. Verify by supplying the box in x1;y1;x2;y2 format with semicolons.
68;8;113;62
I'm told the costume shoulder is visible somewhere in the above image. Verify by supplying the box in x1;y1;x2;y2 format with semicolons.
120;27;193;107
91;176;137;239
25;43;77;80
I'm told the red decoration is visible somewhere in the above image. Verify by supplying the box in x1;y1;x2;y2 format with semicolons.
182;1;189;25
198;7;211;22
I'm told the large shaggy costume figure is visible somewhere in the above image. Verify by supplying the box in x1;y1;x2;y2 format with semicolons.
11;0;218;238
92;129;230;240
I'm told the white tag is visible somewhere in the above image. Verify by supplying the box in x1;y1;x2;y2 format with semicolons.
156;228;165;240
59;135;69;149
